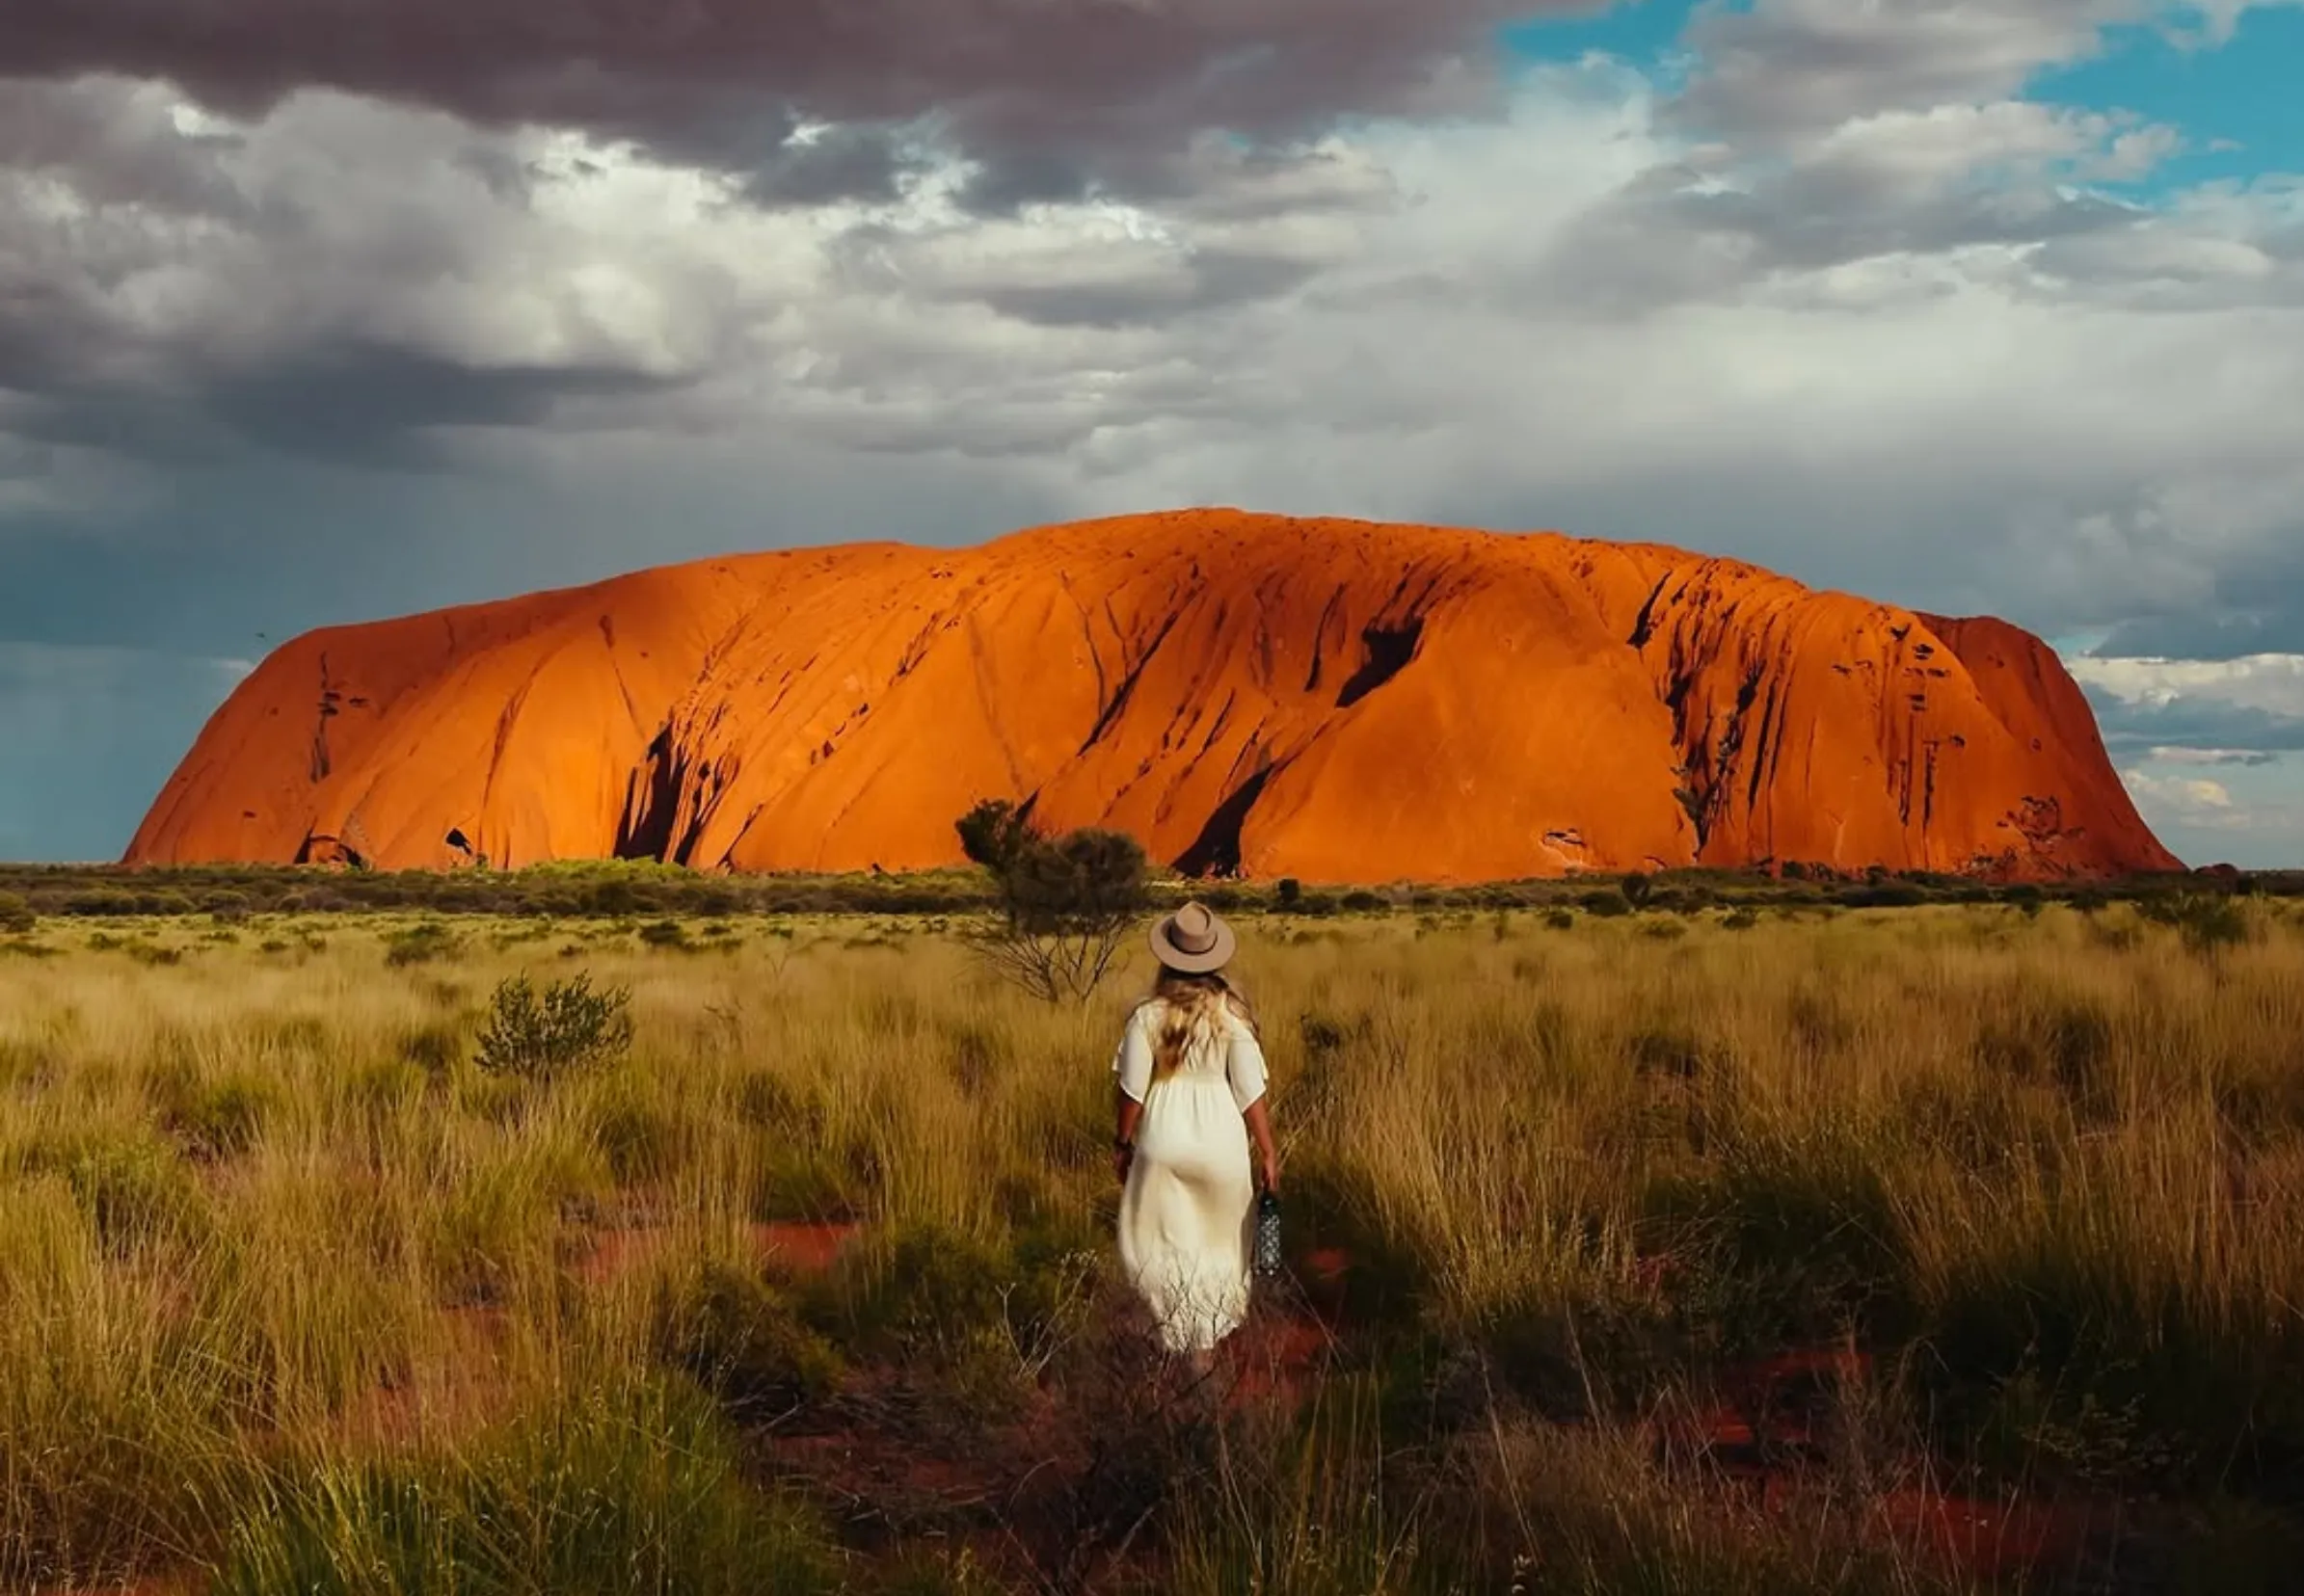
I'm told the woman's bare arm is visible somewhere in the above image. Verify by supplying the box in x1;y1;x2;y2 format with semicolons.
1243;1099;1279;1192
1114;1088;1144;1184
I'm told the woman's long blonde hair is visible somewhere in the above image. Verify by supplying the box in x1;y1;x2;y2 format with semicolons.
1146;965;1258;1081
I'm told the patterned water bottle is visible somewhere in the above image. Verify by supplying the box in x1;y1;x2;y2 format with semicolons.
1252;1191;1284;1278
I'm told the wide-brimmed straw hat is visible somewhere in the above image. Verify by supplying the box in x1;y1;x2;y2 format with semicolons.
1149;900;1237;974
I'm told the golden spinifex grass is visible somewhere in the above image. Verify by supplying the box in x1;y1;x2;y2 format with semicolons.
1;901;2301;1592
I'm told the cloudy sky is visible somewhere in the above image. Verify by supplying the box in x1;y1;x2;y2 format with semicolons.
1;0;2299;866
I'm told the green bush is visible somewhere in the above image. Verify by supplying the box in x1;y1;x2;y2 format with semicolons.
2141;891;2256;959
473;971;633;1080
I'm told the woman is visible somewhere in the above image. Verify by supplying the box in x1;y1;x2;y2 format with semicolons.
1111;901;1279;1364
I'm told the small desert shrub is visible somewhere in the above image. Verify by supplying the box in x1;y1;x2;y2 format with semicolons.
158;1074;278;1160
1645;1125;1912;1345
425;1139;609;1303
399;1017;466;1076
0;890;33;934
814;1218;1104;1397
1298;1009;1359;1064
2141;891;2256;959
472;971;633;1080
637;917;691;950
18;1127;210;1254
589;1076;680;1184
737;1070;827;1136
383;920;460;967
656;1261;847;1420
1974;997;2117;1119
945;1019;1005;1098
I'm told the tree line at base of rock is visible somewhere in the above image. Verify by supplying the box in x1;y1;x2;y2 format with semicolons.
0;840;2291;933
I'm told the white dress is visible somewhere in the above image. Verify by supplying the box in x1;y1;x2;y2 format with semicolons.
1112;996;1271;1353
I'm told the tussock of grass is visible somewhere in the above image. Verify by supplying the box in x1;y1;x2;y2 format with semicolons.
213;1374;842;1596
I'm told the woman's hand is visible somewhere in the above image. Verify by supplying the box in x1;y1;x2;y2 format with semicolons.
1113;1143;1134;1186
1257;1148;1280;1193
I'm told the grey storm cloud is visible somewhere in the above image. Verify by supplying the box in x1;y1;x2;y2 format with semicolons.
2098;612;2304;661
1533;164;2149;315
2094;543;2304;660
1670;0;2134;141
2082;683;2304;758
0;0;1574;206
0;77;251;215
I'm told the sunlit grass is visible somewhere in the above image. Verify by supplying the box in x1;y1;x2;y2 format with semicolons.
2;900;2301;1589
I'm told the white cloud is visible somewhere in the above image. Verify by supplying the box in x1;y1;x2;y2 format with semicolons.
2148;746;2277;766
2068;653;2304;714
2117;752;2304;864
2123;767;2234;811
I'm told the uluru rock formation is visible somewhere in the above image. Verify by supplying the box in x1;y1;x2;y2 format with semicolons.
126;511;2180;883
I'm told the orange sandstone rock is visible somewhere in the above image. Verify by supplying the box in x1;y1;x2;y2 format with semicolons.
124;511;2180;882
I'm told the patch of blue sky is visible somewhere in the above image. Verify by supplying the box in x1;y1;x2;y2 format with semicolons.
2027;7;2304;193
1499;1;1697;82
1500;1;2299;196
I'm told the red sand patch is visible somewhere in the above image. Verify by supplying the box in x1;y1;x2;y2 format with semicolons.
569;1223;676;1284
1877;1488;2091;1580
570;1219;861;1286
1649;1343;2103;1583
756;1220;860;1274
1222;1310;1338;1409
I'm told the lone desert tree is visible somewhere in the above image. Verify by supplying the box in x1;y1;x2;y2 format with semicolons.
955;799;1149;1003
